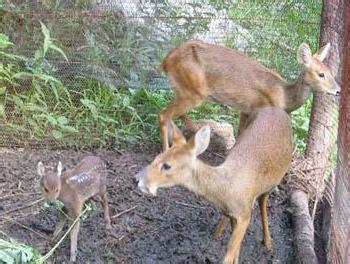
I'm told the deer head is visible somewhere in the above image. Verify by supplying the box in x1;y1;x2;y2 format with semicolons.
297;42;341;96
138;122;210;196
37;161;63;202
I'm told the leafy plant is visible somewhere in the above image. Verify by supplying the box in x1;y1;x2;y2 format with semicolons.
0;1;322;152
0;232;41;264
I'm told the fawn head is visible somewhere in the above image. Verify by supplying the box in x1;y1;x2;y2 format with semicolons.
138;123;210;196
37;161;63;202
298;42;340;96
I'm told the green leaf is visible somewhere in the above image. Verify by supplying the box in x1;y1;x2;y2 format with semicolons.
57;116;68;125
0;51;22;60
46;115;57;125
52;129;62;139
40;21;51;56
12;72;33;79
50;44;68;61
0;103;4;118
0;86;6;96
0;33;13;49
61;125;77;133
0;250;15;264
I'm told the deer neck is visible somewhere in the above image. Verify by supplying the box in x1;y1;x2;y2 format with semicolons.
182;160;225;204
284;72;312;112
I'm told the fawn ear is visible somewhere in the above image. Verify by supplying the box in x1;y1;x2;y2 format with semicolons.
316;42;330;62
37;161;45;176
189;125;211;156
170;121;186;147
297;43;312;67
57;161;62;177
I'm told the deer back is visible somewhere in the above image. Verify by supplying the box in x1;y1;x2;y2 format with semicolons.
162;40;340;113
225;107;293;194
62;156;107;200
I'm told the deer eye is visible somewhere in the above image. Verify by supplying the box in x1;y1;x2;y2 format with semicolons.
44;187;49;193
318;72;325;78
161;163;171;171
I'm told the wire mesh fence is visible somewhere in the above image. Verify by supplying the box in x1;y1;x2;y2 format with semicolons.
0;1;348;263
0;0;334;150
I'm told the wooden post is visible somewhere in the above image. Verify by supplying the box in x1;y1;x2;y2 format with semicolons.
291;0;345;262
328;0;350;262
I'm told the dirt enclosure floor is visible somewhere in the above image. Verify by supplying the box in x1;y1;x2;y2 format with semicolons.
0;143;296;263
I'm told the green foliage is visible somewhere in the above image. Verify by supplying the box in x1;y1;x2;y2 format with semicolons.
0;232;41;264
227;0;322;78
291;97;312;152
0;1;323;152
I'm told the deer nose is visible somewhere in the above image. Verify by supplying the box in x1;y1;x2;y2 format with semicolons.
335;90;341;97
138;179;148;194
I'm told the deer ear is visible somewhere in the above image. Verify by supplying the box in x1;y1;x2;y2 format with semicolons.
316;42;330;62
190;125;210;156
297;43;312;67
37;161;45;176
57;161;62;177
170;121;186;147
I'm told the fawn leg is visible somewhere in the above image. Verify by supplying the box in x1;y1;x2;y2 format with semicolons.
259;193;272;250
223;216;250;264
69;203;82;263
100;192;111;230
214;215;229;240
53;207;68;238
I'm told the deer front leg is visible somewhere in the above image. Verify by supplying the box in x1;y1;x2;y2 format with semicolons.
159;96;204;151
53;207;68;238
223;216;250;264
259;193;272;250
69;203;82;263
100;192;111;230
214;215;229;240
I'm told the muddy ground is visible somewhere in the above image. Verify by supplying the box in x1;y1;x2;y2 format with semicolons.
0;142;296;264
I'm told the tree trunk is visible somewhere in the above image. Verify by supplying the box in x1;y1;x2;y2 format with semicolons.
328;1;350;262
291;0;344;262
291;190;317;264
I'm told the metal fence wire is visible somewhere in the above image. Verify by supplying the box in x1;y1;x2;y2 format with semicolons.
0;1;348;262
0;0;336;150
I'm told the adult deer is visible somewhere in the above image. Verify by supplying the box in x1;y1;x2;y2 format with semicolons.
159;40;340;150
137;107;293;264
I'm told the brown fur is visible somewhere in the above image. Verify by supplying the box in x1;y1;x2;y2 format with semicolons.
138;107;293;264
159;40;340;150
38;156;111;263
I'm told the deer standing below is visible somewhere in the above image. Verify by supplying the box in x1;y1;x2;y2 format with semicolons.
137;107;293;264
159;40;341;150
37;156;111;263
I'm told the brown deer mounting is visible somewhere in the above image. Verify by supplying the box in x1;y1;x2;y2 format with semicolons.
37;156;111;263
159;40;340;150
137;107;293;264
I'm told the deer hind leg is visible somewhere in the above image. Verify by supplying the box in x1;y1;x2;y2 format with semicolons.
223;215;251;264
69;202;82;263
160;65;208;151
100;191;112;230
259;193;272;250
159;95;206;151
214;215;230;240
